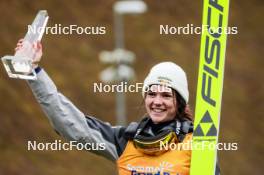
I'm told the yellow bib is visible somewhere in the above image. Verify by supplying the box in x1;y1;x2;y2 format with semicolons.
117;133;192;175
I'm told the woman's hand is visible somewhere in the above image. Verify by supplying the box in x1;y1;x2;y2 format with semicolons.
15;39;43;69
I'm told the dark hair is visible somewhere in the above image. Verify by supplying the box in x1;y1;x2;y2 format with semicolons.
174;90;193;121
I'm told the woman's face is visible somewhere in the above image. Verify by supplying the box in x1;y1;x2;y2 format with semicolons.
145;85;177;124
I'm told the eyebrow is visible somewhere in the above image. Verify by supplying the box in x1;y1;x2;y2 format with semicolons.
148;89;173;94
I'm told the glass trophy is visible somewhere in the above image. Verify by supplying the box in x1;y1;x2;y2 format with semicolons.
1;10;49;80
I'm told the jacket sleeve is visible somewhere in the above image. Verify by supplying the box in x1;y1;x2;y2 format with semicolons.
27;68;128;162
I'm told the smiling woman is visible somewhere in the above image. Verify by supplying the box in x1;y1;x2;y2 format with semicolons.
142;62;192;124
15;39;219;175
145;84;178;124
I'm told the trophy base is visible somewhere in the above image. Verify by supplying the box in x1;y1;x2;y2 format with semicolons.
1;55;37;80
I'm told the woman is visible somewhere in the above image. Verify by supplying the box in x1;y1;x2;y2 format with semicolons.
16;40;219;175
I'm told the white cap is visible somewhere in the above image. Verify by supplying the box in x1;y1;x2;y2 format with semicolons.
142;62;189;103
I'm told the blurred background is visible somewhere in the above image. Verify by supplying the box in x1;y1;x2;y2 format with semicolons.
0;0;263;174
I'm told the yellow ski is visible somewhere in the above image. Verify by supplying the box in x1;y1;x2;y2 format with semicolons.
190;0;230;174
